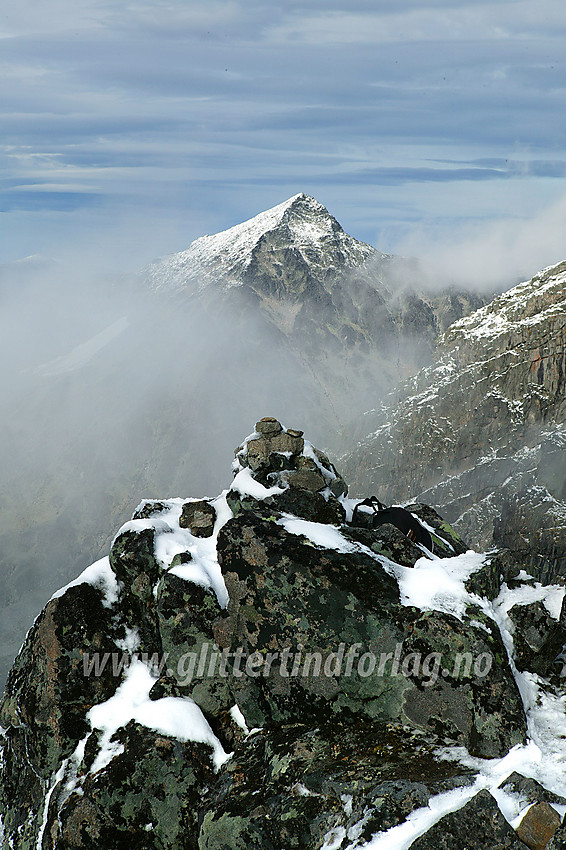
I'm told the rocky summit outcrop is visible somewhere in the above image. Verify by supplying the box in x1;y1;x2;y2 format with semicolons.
2;417;566;849
343;261;566;582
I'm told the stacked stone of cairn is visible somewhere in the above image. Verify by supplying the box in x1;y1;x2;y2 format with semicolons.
230;417;348;524
163;418;349;539
234;416;347;497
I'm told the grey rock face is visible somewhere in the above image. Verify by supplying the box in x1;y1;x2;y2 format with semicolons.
343;261;566;576
146;193;377;295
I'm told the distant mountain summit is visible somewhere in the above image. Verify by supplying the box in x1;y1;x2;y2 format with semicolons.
146;193;378;297
144;193;483;356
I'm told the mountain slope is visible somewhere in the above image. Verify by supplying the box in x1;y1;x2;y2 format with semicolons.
146;193;377;295
144;192;485;353
144;192;396;360
342;260;566;577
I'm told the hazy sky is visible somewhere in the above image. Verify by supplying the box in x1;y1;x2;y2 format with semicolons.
3;0;566;278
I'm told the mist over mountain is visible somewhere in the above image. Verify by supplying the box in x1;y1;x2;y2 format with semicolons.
3;195;566;849
0;193;492;690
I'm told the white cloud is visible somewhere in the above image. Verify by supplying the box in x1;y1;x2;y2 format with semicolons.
0;0;107;37
13;182;98;192
265;1;566;45
396;189;566;290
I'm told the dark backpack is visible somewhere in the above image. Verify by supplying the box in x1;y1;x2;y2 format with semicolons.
351;496;433;552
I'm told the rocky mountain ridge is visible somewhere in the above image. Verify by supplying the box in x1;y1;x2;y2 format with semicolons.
2;417;566;849
144;192;486;352
342;260;566;580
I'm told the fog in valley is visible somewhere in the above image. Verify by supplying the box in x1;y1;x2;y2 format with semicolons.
0;251;412;687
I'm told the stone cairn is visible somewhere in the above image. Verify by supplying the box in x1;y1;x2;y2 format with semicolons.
234;416;347;498
162;418;349;539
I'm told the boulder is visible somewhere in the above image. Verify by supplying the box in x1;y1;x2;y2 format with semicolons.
212;508;525;757
509;601;566;679
410;789;529;849
516;802;562;850
179;500;217;538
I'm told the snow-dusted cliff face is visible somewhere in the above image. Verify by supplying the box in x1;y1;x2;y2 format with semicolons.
444;261;566;348
343;261;566;566
145;193;377;296
144;193;396;352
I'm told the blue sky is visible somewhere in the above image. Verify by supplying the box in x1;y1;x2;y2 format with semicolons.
2;0;566;282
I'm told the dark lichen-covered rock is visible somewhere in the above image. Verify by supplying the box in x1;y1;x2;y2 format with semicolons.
269;487;346;525
509;601;566;679
132;500;172;520
465;548;539;602
0;583;125;848
404;503;468;557
409;789;529;849
109;524;163;652
199;719;474;850
53;723;216;850
110;524;161;588
499;773;566;808
227;482;346;526
155;571;234;722
212;509;526;756
400;605;525;759
214;510;407;730
465;552;506;601
548;816;566;849
343;523;427;568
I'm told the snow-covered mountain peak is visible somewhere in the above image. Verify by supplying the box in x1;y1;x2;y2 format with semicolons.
145;193;377;294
